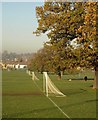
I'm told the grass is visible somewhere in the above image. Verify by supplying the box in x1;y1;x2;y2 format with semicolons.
2;70;96;118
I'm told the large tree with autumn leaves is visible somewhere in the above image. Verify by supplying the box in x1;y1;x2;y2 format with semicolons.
76;2;97;88
33;2;98;88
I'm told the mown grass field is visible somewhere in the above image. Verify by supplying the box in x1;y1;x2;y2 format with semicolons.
2;70;97;119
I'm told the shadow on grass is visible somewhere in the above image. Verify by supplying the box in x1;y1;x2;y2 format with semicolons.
64;88;87;96
61;98;97;109
2;106;58;118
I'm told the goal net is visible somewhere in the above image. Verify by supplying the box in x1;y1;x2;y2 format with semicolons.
43;72;66;97
32;72;39;80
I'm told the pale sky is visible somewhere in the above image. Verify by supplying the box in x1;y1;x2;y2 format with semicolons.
2;1;48;54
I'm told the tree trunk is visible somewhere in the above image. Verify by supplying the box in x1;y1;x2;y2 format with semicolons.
57;72;61;80
56;66;61;80
93;71;98;89
57;75;61;80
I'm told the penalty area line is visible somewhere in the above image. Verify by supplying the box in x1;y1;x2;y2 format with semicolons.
47;96;71;120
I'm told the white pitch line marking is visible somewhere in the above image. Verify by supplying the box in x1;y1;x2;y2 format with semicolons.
31;77;71;119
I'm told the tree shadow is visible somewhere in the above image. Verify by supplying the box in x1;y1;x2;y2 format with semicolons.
61;98;97;109
3;106;58;118
64;88;87;96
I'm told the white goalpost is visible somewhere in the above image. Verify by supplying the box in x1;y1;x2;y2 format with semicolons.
26;70;39;80
26;69;29;74
32;72;39;80
26;70;32;76
43;72;66;97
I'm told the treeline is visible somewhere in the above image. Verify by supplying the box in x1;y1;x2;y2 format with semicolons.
29;2;97;75
2;50;33;63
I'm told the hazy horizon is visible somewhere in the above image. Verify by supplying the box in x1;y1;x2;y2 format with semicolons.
2;2;48;54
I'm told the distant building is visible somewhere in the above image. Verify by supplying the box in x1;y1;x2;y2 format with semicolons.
15;64;27;69
19;64;27;69
0;61;27;70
